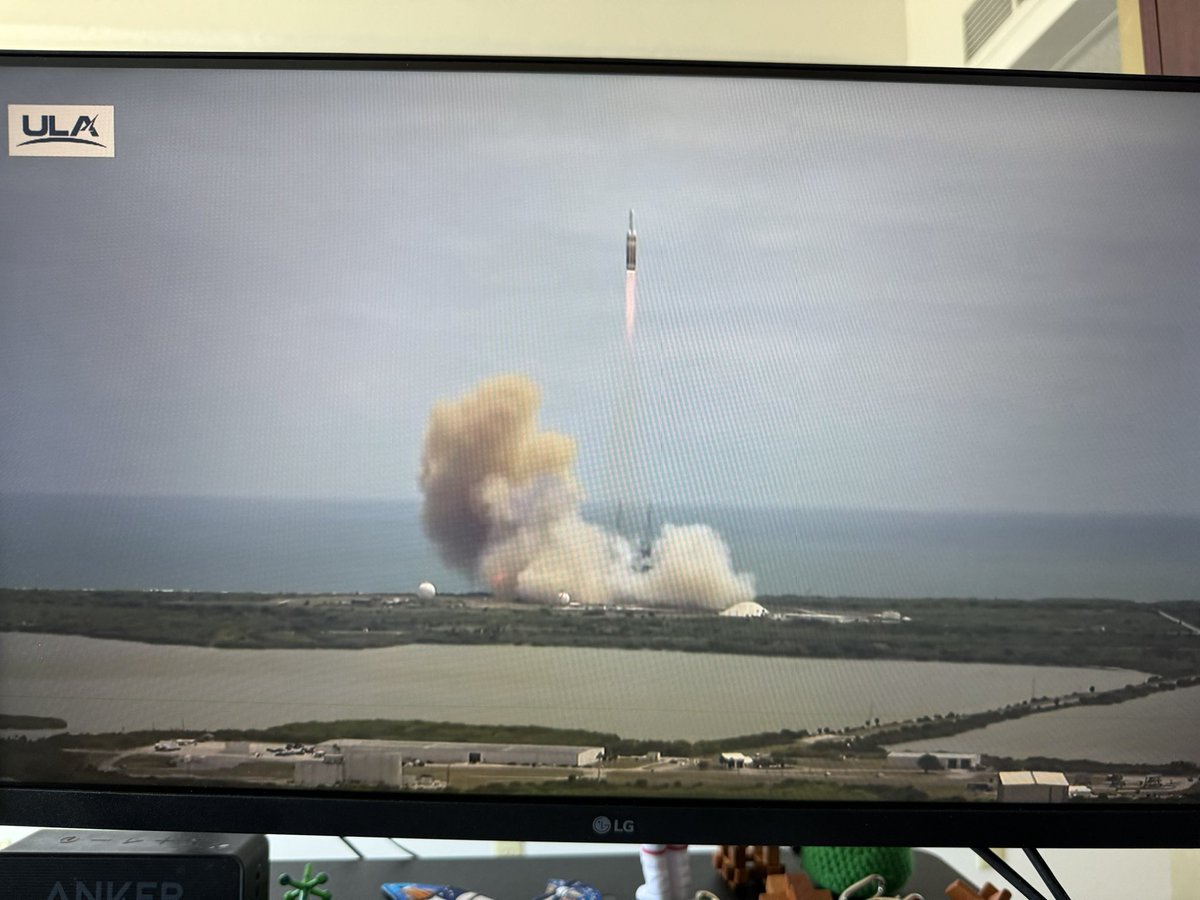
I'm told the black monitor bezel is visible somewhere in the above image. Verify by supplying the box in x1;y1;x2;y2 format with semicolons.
1;50;1198;848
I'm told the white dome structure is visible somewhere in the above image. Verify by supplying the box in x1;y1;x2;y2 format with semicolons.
417;581;437;600
719;600;770;618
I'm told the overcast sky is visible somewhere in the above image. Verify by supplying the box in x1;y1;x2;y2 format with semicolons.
2;66;1198;515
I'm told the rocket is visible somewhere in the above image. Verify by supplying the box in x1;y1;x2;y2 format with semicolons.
626;209;637;271
623;210;638;343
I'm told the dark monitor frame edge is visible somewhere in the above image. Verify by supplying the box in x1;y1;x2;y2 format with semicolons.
4;785;1199;847
1;49;1198;848
1;48;1199;92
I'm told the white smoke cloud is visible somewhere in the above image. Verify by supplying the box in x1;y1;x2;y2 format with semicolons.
420;374;754;609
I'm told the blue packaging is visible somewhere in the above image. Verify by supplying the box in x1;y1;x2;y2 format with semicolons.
382;883;497;900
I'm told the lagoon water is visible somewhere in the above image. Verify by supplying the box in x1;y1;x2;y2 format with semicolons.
0;632;1143;741
890;684;1200;764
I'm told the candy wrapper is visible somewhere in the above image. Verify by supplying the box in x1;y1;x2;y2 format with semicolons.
382;883;498;900
532;879;604;900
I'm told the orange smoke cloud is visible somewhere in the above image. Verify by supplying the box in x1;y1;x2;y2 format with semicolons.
419;375;575;572
419;374;754;609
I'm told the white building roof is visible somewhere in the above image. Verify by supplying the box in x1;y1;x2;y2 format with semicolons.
999;771;1068;786
719;601;770;617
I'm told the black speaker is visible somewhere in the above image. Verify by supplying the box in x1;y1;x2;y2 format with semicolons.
0;830;269;900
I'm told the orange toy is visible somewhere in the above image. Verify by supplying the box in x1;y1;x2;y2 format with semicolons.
758;871;834;900
713;845;787;891
945;879;1012;900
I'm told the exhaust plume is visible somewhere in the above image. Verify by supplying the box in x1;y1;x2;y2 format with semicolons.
625;269;637;344
419;374;754;609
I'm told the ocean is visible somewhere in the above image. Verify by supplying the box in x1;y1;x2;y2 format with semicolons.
1;493;1198;600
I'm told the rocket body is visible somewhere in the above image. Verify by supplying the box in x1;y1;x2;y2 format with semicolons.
624;210;638;343
626;209;637;271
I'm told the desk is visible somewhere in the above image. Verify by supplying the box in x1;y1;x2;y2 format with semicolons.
270;848;967;900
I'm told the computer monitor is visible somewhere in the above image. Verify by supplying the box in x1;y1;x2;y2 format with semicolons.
2;53;1198;847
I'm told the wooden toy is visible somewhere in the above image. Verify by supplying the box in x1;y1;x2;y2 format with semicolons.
945;879;1012;900
759;871;833;900
713;845;787;891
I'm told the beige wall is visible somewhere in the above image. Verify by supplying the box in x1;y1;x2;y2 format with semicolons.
905;0;972;67
1;0;907;63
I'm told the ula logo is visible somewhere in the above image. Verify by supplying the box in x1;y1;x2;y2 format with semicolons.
20;112;105;147
8;105;115;157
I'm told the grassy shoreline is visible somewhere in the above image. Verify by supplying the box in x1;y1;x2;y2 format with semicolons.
3;588;1199;677
0;713;67;730
10;674;1199;777
10;672;1199;763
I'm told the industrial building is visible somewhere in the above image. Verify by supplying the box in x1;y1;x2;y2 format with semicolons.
886;750;982;770
294;744;407;789
295;757;350;788
997;771;1070;803
293;739;603;789
719;601;771;618
319;739;604;768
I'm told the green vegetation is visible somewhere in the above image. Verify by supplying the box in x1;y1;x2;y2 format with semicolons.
208;719;626;749
26;730;191;751
462;776;931;803
2;727;955;800
0;739;97;782
0;714;66;730
0;737;299;789
28;717;821;760
851;673;1200;755
917;753;943;773
3;589;1199;677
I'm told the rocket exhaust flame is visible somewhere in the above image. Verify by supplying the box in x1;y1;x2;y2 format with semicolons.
612;210;644;534
625;270;636;344
625;210;637;342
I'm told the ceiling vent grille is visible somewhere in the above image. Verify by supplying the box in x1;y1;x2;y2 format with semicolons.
965;0;1014;61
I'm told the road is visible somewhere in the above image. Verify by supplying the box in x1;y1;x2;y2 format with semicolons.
1157;609;1200;635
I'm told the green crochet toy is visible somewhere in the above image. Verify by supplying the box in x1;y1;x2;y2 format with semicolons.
800;846;913;898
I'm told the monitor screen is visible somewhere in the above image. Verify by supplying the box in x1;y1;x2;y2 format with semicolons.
2;55;1198;846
